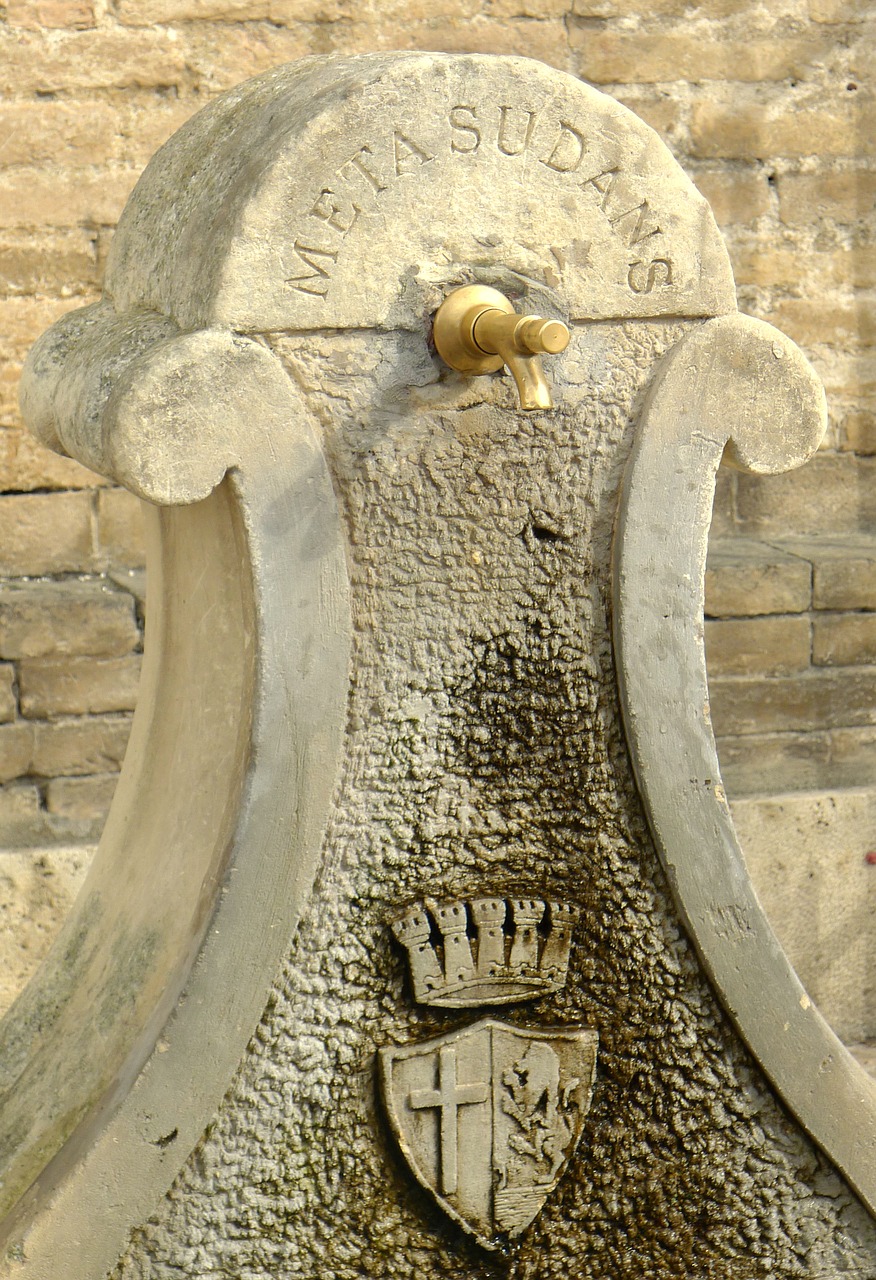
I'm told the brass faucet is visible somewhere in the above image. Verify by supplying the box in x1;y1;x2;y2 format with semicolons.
433;285;570;410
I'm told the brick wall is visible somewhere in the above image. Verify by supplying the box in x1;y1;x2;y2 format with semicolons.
0;0;873;845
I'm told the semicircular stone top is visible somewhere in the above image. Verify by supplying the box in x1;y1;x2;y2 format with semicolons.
104;52;736;333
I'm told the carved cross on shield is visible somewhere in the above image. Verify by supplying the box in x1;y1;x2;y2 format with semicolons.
379;1018;598;1250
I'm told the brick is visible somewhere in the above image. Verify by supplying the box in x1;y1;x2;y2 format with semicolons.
19;654;142;717
0;229;101;297
30;714;132;777
710;668;876;735
0;722;36;784
573;0;804;12
614;93;685;142
0;580;140;660
118;0;483;21
0;666;15;723
165;24;314;93
97;488;147;569
0;492;94;576
735;455;876;538
715;730;834;797
778;169;876;226
6;0;96;27
0;102;116;168
814;349;876;405
829;725;876;780
841;409;876;453
118;98;202;169
0;168;141;230
45;772;117;822
771;296;876;349
813;613;876;665
0;295;81;350
694;170;772;226
690;94;873;159
0;30;187;94
705;615;810;677
0;429;103;492
810;0;872;20
730;246;876;291
0;782;54;847
705;539;811;616
568;27;833;83
808;541;876;609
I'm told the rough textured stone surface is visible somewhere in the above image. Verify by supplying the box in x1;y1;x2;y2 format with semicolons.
0;846;92;1018
106;326;876;1278
6;40;875;1279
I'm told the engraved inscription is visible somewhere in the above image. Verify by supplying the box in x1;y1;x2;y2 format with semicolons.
628;257;674;294
285;103;674;302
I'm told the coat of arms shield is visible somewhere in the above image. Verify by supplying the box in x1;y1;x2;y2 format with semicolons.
379;1017;598;1250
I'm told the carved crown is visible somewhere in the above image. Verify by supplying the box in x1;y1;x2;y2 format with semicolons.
390;897;579;1008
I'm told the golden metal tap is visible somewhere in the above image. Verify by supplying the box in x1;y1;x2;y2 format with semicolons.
432;285;570;410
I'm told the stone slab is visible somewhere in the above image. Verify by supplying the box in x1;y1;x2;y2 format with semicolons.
731;789;876;1044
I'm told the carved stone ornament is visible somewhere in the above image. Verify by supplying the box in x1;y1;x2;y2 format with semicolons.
3;50;875;1279
380;1019;598;1251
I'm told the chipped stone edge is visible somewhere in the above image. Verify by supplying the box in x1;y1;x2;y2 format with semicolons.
614;312;876;1219
2;338;352;1278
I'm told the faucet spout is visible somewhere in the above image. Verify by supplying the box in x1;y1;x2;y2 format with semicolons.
472;310;569;410
432;284;570;411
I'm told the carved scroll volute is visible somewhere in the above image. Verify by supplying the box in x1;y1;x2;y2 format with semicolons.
614;312;876;1216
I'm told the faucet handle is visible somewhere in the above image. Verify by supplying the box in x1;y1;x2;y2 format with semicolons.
432;284;570;411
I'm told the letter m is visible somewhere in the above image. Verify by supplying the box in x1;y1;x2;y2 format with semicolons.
286;241;339;297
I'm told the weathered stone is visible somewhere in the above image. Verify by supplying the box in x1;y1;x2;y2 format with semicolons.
690;91;873;159
0;782;54;848
0;580;140;660
30;715;132;778
0;101;115;166
0;168;141;231
5;0;96;27
736;455;876;537
705;538;811;616
809;538;876;609
0;847;93;1020
0;664;15;723
7;49;875;1280
717;725;876;796
716;728;834;796
19;654;142;718
96;488;147;569
0;722;35;783
45;772;117;824
0;491;94;576
732;790;876;1044
694;168;773;225
0;29;187;94
841;408;876;454
705;614;810;675
0;426;106;492
568;25;832;83
814;613;876;666
778;169;876;226
711;669;876;735
0;229;101;298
